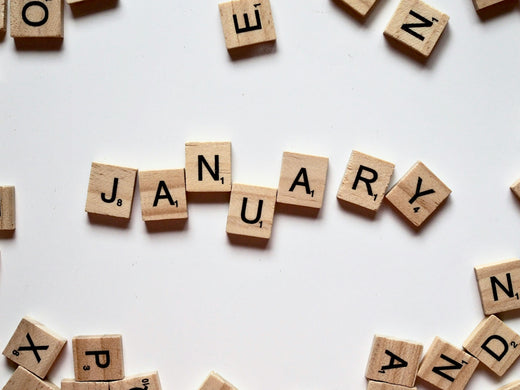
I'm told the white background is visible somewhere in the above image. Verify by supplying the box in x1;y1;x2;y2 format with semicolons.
0;0;520;389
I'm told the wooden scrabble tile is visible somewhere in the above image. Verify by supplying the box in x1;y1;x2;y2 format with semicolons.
226;184;277;240
337;0;379;18
199;372;238;390
185;142;232;193
85;162;137;220
110;372;162;390
383;0;449;59
3;367;59;390
276;152;329;210
510;178;520;200
219;0;276;50
499;380;520;390
0;186;15;231
61;379;109;390
385;161;451;228
475;259;520;315
472;0;511;11
139;169;188;221
367;381;417;390
337;151;395;213
72;335;124;382
10;0;64;38
365;335;423;387
2;317;66;379
463;315;520;376
0;0;6;33
417;337;479;390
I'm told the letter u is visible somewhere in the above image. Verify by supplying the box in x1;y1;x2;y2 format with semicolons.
241;197;263;224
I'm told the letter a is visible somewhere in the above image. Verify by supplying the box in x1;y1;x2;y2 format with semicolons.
378;350;408;373
153;180;175;207
289;168;311;194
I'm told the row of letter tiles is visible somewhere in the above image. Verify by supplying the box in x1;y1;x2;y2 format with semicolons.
0;185;15;231
85;144;452;231
220;0;449;59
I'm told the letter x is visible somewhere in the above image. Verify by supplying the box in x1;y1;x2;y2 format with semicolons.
18;333;49;363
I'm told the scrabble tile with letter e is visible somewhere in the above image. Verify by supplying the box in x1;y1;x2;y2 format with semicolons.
417;337;479;390
4;367;60;390
475;258;520;315
0;186;16;231
85;162;137;220
10;0;64;38
337;151;394;214
277;152;329;210
219;0;276;50
139;169;188;221
72;335;124;382
199;372;238;390
365;335;423;387
2;316;67;379
226;184;277;239
367;381;417;390
463;315;520;376
385;161;451;228
383;0;449;59
61;379;109;390
185;142;232;193
110;372;162;390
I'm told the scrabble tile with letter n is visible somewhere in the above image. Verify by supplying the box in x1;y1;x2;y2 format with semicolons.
185;142;232;193
219;0;276;50
383;0;449;59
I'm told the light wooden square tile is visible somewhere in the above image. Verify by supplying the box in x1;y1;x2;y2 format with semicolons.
61;379;109;390
337;0;379;17
110;372;162;390
417;337;479;390
365;335;423;387
185;142;232;193
139;169;188;221
475;259;520;315
10;0;64;38
385;161;451;228
72;335;124;382
219;0;276;50
0;0;6;33
0;186;15;231
499;380;520;390
2;317;66;379
463;315;520;376
226;184;277;239
510;178;520;200
367;381;417;390
3;367;59;390
383;0;449;59
337;151;394;213
85;162;137;219
199;372;238;390
473;0;511;11
277;152;328;210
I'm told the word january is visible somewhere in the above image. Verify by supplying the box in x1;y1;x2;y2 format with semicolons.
83;142;451;240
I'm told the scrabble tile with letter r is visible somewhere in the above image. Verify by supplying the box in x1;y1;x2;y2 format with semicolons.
417;337;479;390
2;316;67;379
199;372;238;390
10;0;64;38
463;315;520;376
85;162;138;220
277;151;329;210
383;0;449;59
385;161;451;228
365;335;423;387
219;0;276;50
475;258;520;315
72;335;124;381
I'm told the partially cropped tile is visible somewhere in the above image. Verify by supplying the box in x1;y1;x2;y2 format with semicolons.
3;367;59;390
10;0;64;38
110;372;161;390
199;372;238;390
